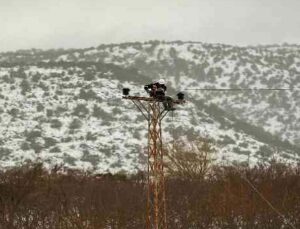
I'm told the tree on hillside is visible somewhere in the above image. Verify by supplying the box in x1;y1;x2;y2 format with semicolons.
165;137;216;180
73;104;89;118
20;79;31;95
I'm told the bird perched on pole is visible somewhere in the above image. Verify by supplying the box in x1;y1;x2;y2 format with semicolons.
144;79;175;111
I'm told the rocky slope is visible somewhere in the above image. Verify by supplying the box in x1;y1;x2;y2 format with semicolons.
0;41;299;172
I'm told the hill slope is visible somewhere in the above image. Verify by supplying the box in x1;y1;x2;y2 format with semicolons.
0;41;299;171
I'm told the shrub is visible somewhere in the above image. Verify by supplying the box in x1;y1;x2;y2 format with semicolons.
31;73;41;82
50;119;62;129
69;118;82;129
20;79;31;94
82;72;95;81
92;105;111;120
165;137;216;180
8;108;19;117
10;68;26;79
55;106;68;116
50;146;61;153
0;161;297;228
81;150;100;167
25;130;42;142
79;88;98;100
44;137;57;148
20;142;31;151
73;104;89;117
0;147;11;159
36;103;44;112
46;109;53;117
86;132;97;141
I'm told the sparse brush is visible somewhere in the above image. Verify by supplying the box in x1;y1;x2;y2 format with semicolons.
0;160;298;228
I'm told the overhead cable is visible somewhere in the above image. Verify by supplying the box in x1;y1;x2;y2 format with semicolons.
184;88;294;91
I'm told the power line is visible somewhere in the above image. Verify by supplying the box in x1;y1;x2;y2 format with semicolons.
240;173;297;229
184;88;294;91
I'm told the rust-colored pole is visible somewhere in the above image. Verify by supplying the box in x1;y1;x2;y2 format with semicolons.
146;101;167;229
123;96;174;229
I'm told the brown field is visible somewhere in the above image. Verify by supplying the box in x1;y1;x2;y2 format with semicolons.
0;160;299;229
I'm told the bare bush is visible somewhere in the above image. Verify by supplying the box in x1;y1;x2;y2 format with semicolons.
0;159;299;228
165;137;216;180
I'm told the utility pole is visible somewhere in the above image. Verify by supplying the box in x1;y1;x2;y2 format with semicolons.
122;89;185;229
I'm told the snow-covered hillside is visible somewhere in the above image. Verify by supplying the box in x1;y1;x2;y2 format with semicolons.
0;41;299;172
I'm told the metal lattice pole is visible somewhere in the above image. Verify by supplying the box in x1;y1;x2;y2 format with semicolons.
123;95;184;229
147;101;167;229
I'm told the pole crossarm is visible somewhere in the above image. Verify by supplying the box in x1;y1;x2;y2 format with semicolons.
123;95;185;105
123;95;157;102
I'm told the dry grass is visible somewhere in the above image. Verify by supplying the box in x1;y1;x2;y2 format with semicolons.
0;160;298;228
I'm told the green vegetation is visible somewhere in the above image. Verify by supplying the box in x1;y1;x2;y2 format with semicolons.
69;118;82;129
72;104;89;117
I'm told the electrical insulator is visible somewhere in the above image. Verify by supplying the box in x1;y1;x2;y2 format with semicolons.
122;88;130;96
177;92;184;100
